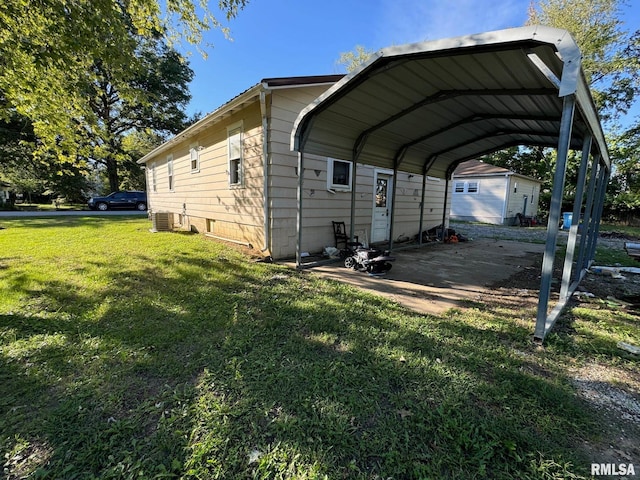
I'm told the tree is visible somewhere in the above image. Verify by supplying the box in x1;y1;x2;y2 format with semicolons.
0;0;249;164
483;0;640;222
527;0;640;123
336;45;375;73
80;39;194;192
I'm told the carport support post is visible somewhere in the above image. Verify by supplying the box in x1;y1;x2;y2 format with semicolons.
559;135;592;300
350;160;357;243
574;157;600;279
296;151;305;268
440;177;450;242
388;162;399;251
534;94;575;342
587;168;609;262
418;168;427;245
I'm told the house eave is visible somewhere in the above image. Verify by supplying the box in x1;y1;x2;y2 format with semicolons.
137;84;264;164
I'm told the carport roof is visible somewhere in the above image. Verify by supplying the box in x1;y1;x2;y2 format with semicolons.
291;25;609;178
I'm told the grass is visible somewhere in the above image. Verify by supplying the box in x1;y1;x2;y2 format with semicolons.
0;217;638;479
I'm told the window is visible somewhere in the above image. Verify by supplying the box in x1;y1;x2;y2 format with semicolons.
190;143;200;172
228;124;242;186
327;158;353;190
453;181;479;194
167;155;174;191
150;162;157;192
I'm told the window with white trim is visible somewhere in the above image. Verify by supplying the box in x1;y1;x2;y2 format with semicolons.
453;180;479;194
228;124;243;186
150;162;157;192
167;155;174;191
327;158;353;191
190;143;200;172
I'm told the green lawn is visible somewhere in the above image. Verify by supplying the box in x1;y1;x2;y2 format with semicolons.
0;217;638;479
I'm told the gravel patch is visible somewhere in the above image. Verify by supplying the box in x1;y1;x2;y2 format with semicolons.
451;222;632;251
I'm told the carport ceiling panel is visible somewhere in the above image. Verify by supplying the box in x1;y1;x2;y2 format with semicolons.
293;27;609;175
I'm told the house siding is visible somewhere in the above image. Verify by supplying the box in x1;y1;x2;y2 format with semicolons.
141;81;451;260
505;176;540;223
450;173;541;225
267;88;447;258
450;176;507;224
145;101;266;247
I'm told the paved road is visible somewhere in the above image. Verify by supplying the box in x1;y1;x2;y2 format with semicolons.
0;210;147;217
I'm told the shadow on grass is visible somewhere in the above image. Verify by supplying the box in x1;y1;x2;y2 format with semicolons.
0;225;604;479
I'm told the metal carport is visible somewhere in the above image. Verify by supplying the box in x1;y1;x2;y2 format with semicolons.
290;25;611;343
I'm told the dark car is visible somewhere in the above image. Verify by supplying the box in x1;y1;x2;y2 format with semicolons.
87;191;147;211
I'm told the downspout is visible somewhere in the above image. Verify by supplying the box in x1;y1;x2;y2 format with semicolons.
296;151;305;268
260;90;270;253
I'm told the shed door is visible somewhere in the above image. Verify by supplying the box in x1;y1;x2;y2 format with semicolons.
371;172;392;243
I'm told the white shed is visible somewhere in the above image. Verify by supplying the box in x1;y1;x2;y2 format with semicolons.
450;160;542;225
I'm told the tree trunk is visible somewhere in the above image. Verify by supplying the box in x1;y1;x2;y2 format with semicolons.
106;157;119;193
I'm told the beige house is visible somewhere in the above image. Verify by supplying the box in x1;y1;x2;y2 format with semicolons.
138;75;449;259
450;160;542;225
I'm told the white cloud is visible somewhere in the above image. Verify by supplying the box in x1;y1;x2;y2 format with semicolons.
376;0;530;47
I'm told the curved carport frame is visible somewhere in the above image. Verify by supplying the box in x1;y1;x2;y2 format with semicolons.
291;25;610;343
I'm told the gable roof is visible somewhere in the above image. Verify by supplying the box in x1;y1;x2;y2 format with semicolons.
452;159;542;184
453;159;543;183
137;75;344;164
453;159;511;176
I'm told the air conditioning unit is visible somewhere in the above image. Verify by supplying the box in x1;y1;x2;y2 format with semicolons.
150;212;173;232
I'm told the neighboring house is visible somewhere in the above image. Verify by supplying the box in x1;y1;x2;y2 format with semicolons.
0;181;11;205
138;75;449;260
450;160;542;225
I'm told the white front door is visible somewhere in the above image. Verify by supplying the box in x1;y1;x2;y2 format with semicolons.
371;171;393;243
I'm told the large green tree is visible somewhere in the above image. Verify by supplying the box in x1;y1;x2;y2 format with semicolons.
80;38;194;192
527;0;640;123
0;0;248;173
483;0;640;222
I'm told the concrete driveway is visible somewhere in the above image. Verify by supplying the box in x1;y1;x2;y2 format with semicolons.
310;237;545;315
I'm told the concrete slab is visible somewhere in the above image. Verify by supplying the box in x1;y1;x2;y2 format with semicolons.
309;238;545;315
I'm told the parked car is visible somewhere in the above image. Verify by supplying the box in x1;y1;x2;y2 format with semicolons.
87;191;147;211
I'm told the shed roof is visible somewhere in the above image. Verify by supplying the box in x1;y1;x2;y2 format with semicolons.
453;159;512;176
291;25;609;178
452;159;542;184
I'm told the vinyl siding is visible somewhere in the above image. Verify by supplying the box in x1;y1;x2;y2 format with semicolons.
450;174;541;225
142;82;452;259
145;101;266;247
505;176;541;222
450;176;507;224
268;88;448;258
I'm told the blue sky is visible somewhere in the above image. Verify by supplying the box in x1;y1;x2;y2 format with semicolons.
179;0;640;126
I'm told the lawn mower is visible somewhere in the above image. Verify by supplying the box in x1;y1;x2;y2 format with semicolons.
342;242;395;275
